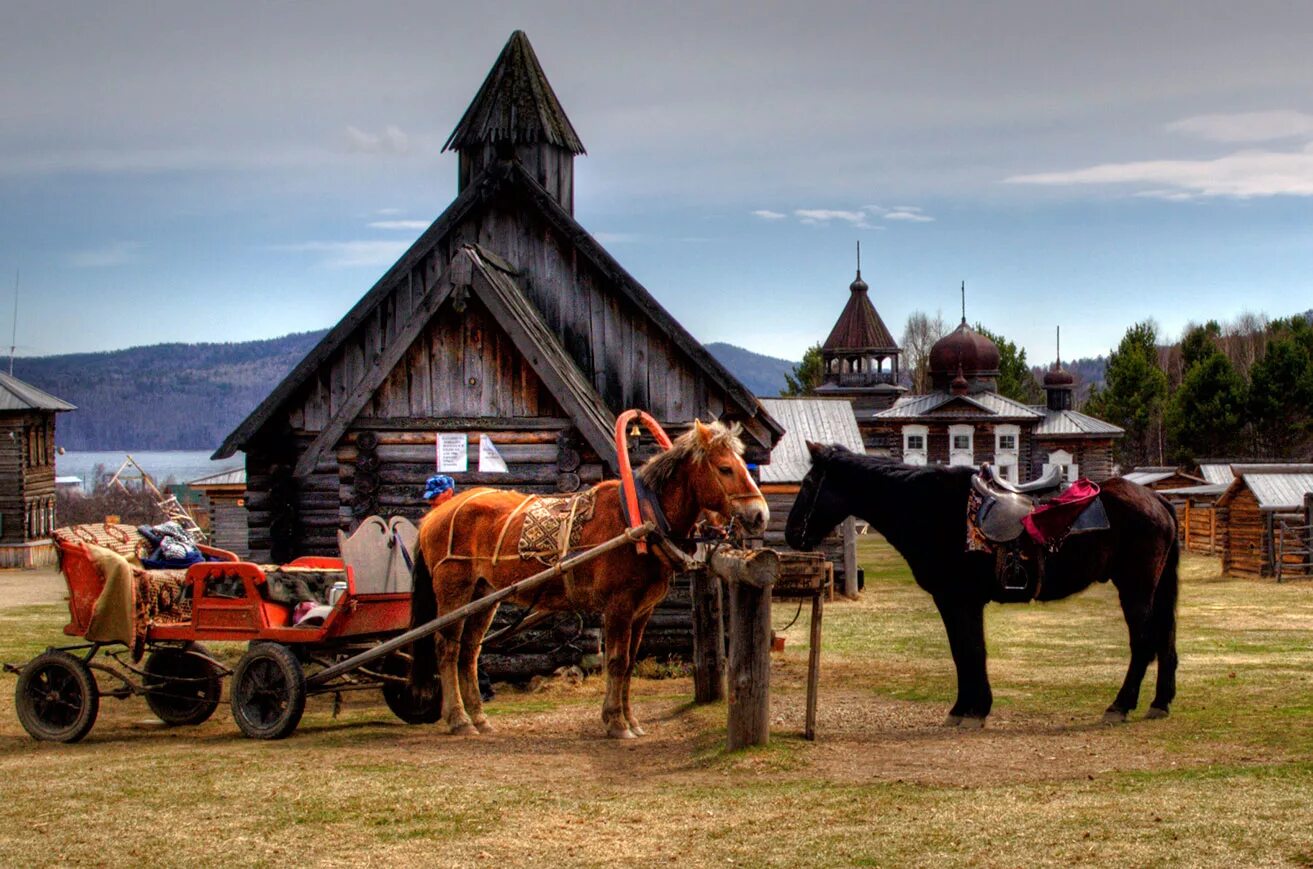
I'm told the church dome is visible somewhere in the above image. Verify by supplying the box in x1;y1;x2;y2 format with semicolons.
929;320;1001;379
1043;364;1075;387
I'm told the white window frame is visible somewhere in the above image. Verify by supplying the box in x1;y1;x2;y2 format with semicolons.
948;424;975;467
902;425;928;466
994;424;1020;482
1043;448;1079;482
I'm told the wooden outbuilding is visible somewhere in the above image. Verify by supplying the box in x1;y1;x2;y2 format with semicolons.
214;30;782;564
189;467;249;558
0;372;75;568
1158;482;1228;555
1217;465;1313;578
757;397;865;596
1122;467;1207;491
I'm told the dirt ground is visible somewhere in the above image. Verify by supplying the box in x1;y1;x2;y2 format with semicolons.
2;541;1312;867
0;565;66;609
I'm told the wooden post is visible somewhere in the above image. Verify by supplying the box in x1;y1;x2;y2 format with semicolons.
689;566;725;703
804;592;823;740
716;548;779;751
842;516;858;598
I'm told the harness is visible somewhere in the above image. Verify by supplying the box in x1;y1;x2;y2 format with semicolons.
794;465;828;549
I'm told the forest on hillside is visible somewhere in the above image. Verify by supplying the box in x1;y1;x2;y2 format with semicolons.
14;330;328;450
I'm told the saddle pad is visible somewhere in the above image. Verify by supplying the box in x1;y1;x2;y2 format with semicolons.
517;489;598;565
54;523;145;560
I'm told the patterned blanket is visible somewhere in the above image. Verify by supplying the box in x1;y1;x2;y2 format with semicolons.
517;490;598;565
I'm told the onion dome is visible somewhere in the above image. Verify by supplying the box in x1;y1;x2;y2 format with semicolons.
1043;363;1075;387
950;365;970;396
929;319;1001;387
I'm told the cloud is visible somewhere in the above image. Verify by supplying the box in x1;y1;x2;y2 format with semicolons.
1166;110;1313;143
368;219;429;230
883;209;934;222
751;209;786;220
345;125;410;154
794;208;869;225
274;240;410;268
374;208;403;216
67;241;140;268
1005;142;1313;198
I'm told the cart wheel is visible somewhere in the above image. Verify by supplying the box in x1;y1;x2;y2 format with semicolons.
381;655;442;725
230;643;305;739
15;650;100;743
144;642;222;726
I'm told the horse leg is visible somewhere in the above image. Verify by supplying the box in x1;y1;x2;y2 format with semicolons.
934;595;992;728
1105;582;1156;723
1147;542;1180;718
601;610;636;739
437;617;478;735
458;598;499;734
622;608;654;737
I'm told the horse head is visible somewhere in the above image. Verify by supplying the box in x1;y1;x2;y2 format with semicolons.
638;419;769;534
785;441;852;551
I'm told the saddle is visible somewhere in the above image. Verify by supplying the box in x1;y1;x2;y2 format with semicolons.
970;464;1065;544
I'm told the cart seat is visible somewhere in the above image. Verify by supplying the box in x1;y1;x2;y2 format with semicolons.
337;516;419;595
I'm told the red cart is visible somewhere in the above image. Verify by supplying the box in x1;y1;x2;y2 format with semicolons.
9;520;436;743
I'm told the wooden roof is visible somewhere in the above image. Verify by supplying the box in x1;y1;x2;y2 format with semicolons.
216;158;779;461
1218;469;1313;512
0;371;75;413
822;273;899;354
443;31;585;155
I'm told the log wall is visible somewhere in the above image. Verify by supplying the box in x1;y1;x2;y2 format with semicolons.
1222;490;1267;576
0;411;58;545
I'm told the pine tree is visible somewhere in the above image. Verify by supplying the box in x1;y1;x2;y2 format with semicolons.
782;343;825;396
1084;322;1168;468
1166;350;1247;462
973;325;1042;404
1247;336;1313;458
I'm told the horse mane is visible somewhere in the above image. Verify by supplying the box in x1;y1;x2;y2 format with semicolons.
824;445;961;486
638;421;744;493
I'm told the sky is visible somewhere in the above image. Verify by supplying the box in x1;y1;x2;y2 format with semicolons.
2;0;1311;365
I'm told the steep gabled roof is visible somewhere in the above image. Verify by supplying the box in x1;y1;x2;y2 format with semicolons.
0;371;75;412
876;391;1042;421
444;31;585;155
822;273;899;353
1033;408;1125;437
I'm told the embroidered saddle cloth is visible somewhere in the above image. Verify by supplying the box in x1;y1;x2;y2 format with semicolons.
518;489;598;565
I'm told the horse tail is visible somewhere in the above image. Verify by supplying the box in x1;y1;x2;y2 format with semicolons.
407;531;439;703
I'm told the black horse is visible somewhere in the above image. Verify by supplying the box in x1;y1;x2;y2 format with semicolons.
785;443;1179;727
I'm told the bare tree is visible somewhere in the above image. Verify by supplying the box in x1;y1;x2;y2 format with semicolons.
1222;311;1269;378
901;311;946;393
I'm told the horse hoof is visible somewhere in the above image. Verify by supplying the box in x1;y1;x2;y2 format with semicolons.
449;722;479;736
1145;706;1170;720
1102;709;1128;725
959;716;986;730
942;714;963;727
607;726;637;739
627;723;646;737
473;718;496;734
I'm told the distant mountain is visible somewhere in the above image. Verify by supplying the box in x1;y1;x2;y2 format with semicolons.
15;331;328;451
706;342;798;397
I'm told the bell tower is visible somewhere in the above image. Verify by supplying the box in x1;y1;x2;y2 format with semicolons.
443;31;586;213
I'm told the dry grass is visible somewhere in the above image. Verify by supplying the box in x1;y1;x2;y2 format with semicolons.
2;539;1313;867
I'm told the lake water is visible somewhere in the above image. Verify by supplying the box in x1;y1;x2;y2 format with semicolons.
57;450;244;490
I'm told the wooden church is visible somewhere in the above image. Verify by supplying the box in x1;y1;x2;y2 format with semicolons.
216;31;782;562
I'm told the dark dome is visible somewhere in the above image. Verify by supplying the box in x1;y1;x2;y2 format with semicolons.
929;320;1000;378
1043;364;1075;387
849;275;869;293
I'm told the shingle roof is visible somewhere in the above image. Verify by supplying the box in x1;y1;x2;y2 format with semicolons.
443;31;585;155
822;273;899;353
0;371;75;413
1033;408;1124;437
757;398;864;483
876;391;1043;421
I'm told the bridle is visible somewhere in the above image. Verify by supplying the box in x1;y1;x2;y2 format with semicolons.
795;464;829;550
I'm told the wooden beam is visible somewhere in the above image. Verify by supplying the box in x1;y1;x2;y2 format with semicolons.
293;278;456;477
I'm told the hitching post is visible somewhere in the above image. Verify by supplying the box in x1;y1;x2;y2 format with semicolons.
714;547;779;751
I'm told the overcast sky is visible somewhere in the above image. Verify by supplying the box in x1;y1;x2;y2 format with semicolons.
3;0;1311;364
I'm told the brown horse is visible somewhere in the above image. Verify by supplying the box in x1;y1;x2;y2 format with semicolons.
407;420;768;738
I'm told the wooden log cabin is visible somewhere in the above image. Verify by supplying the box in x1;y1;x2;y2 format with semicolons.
214;32;781;568
0;372;75;568
1158;482;1228;555
1217;465;1313;578
188;467;249;558
756;397;863;596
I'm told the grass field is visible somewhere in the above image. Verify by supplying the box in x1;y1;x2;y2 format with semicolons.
3;538;1313;867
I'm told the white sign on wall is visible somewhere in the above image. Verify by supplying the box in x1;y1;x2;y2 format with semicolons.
437;433;468;472
478;435;508;473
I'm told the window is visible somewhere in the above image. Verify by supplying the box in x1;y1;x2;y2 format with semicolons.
998;434;1016;451
953;435;971;450
906;434;925;451
902;425;928;466
948;424;974;467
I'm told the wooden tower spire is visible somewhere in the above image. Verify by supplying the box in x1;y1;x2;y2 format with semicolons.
444;31;585;212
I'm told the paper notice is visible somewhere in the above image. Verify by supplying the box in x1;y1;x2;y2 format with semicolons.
437;433;468;472
478;435;509;473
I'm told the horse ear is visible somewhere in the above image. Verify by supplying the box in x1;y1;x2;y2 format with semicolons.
694;419;713;445
805;440;825;459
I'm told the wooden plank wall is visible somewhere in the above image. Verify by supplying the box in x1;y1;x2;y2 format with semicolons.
1222;490;1266;576
0;412;56;544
